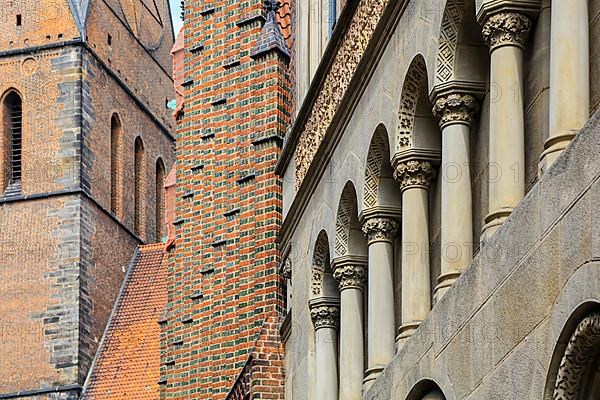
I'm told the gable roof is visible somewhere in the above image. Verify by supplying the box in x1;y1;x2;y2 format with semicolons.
82;244;167;400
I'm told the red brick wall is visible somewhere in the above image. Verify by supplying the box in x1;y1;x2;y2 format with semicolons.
160;0;292;398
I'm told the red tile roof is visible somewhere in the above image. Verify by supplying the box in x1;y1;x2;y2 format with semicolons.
83;244;166;400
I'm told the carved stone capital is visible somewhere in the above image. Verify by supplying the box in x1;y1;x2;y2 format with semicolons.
333;264;366;291
433;93;478;128
553;312;600;399
309;299;340;330
393;160;436;191
481;12;532;50
361;217;399;244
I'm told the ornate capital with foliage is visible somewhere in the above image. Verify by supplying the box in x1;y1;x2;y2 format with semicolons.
309;300;340;330
333;264;366;291
361;217;399;244
481;12;532;49
394;160;435;191
433;93;478;128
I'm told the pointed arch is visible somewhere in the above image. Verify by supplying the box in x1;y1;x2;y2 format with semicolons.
2;89;23;193
134;136;146;236
397;55;439;157
110;113;124;216
363;124;401;210
155;157;166;242
335;181;366;258
406;379;447;400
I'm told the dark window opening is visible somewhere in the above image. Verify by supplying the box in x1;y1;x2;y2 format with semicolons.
134;137;145;235
3;92;23;191
155;158;166;241
16;15;21;26
107;34;112;46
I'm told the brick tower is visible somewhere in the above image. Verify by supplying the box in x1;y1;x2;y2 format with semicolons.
0;0;175;398
160;0;292;398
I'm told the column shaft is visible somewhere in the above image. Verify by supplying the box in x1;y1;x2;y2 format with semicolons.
432;93;478;300
315;327;338;400
542;0;589;172
361;217;398;390
310;298;339;400
481;12;531;241
394;160;434;346
338;288;364;400
334;262;366;400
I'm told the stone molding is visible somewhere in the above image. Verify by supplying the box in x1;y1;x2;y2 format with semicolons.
333;263;367;291
481;12;532;50
393;160;436;191
553;311;600;399
433;93;479;128
361;217;399;244
309;298;340;330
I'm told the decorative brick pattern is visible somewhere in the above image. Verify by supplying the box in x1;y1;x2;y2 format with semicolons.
160;0;291;398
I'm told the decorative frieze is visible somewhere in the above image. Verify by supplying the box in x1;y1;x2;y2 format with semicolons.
361;217;399;244
333;264;366;290
481;12;532;49
310;301;340;330
394;160;436;191
295;0;390;188
433;93;478;128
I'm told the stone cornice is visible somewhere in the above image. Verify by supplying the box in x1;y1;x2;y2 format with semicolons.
276;0;408;252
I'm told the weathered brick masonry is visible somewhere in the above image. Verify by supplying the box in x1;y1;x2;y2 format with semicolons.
160;0;292;398
0;0;175;397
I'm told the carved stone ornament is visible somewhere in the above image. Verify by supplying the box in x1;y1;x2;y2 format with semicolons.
433;93;479;128
553;312;600;399
311;269;324;296
333;264;367;290
394;160;436;191
281;257;292;280
295;0;390;189
361;217;399;243
310;302;340;330
481;12;532;49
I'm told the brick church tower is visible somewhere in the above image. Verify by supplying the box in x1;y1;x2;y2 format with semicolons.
159;0;292;398
0;0;175;398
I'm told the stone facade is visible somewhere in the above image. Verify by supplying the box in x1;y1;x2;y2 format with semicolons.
278;0;600;399
0;0;175;397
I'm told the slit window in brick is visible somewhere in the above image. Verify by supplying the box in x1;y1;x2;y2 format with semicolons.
2;91;23;191
155;157;165;241
134;136;146;235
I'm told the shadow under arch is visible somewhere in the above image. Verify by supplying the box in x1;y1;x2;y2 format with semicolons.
544;301;600;400
334;180;367;258
406;379;447;400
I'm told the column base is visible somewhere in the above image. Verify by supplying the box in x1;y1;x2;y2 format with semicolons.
363;366;385;393
395;321;421;351
539;132;577;176
480;208;512;246
433;270;463;304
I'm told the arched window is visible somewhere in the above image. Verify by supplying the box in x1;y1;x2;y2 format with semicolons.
155;158;165;242
110;114;123;215
134;137;145;235
2;91;23;193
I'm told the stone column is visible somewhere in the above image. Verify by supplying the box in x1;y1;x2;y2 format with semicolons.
361;217;399;390
393;160;435;346
541;0;589;172
432;93;478;301
480;12;532;241
333;259;366;400
309;297;340;400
